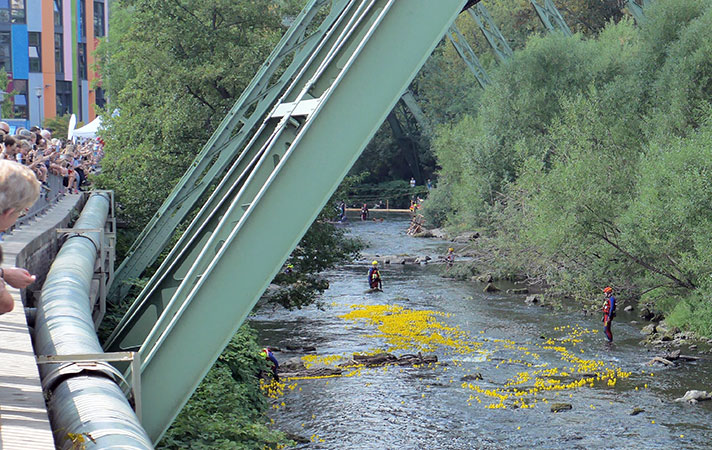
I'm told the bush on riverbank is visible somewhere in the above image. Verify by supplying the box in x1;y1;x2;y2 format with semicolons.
422;0;712;336
158;324;290;449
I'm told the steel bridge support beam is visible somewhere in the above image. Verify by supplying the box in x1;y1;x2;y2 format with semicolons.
626;0;650;24
530;0;572;36
105;0;359;356
467;3;512;63
108;0;338;302
106;1;467;442
446;23;491;88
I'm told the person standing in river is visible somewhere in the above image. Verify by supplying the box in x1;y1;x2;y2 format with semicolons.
445;247;455;269
602;286;616;342
368;260;382;291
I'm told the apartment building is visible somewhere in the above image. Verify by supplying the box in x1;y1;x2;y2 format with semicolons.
2;0;108;130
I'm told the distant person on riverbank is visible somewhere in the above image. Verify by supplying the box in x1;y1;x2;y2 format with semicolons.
261;347;280;382
338;200;346;221
360;203;369;221
426;178;432;190
0;161;41;314
368;261;382;291
409;177;416;188
602;286;616;342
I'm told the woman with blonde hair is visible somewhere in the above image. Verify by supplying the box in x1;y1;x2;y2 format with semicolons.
0;160;41;314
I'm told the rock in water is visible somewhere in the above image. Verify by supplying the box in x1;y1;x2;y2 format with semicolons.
640;323;656;335
674;390;711;404
624;305;634;312
507;288;529;295
483;283;499;293
550;403;573;413
525;295;539;305
460;373;483;381
630;408;645;416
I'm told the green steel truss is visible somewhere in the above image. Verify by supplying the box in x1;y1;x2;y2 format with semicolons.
626;0;651;23
446;23;491;88
467;3;512;63
400;90;430;135
105;0;468;442
530;0;572;36
107;0;338;302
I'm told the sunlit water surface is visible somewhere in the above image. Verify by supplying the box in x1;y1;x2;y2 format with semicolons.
250;214;712;449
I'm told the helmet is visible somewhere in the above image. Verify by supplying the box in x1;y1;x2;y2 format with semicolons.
448;248;454;252
372;261;378;265
603;286;613;294
287;264;293;268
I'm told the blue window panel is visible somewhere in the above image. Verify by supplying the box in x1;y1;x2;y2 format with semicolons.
11;24;28;79
0;0;9;8
14;93;25;105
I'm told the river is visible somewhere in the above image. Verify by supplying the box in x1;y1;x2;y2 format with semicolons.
250;214;712;449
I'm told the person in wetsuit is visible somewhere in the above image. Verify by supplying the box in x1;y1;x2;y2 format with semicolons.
445;247;455;268
602;286;616;342
260;347;280;381
368;260;382;291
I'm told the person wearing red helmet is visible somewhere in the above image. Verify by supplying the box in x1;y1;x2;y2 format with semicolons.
602;286;616;342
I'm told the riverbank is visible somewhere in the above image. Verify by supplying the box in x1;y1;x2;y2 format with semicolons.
411;226;712;356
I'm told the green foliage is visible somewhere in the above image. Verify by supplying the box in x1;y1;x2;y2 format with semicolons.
42;114;84;140
652;4;712;134
422;0;712;335
95;0;285;229
158;324;289;449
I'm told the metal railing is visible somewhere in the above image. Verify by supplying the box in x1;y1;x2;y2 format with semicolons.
13;173;67;229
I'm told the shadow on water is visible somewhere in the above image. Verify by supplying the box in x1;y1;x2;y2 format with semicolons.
250;214;712;449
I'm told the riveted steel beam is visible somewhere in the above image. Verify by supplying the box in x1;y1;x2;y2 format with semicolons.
108;0;336;302
105;0;357;354
530;0;572;36
446;23;491;88
117;0;467;442
468;3;512;63
626;0;650;24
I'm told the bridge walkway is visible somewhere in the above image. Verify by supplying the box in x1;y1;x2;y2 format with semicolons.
0;193;83;449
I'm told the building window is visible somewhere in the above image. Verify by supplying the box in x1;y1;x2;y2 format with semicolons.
93;2;105;37
11;79;27;119
78;43;86;79
54;0;62;27
10;0;24;23
0;0;25;24
29;32;41;73
54;33;63;74
0;32;10;71
79;0;85;40
56;80;71;116
95;86;105;109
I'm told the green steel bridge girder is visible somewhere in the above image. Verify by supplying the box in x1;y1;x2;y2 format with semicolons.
447;23;491;88
107;0;469;442
530;0;572;37
626;0;650;24
467;3;512;64
106;0;339;303
104;0;362;355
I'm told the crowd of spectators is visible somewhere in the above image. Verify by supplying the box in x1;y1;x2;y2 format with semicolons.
0;121;103;194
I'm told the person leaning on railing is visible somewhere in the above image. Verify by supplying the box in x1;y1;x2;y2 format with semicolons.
0;160;40;314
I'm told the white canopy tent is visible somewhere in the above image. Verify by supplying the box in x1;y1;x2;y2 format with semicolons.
70;115;103;139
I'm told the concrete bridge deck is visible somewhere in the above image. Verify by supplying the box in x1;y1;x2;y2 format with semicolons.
0;193;83;449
